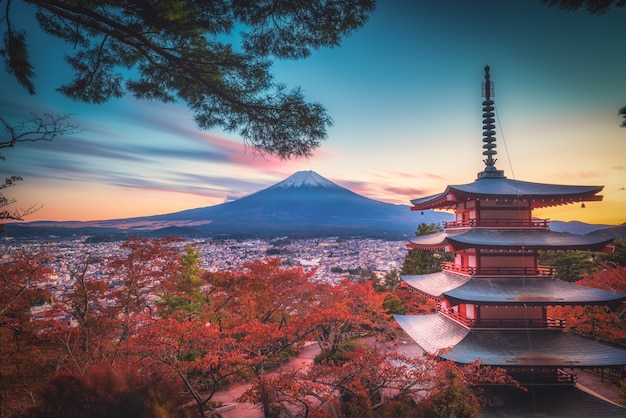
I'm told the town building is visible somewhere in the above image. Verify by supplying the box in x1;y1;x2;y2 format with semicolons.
395;66;626;414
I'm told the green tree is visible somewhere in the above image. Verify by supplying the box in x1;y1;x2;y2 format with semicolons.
402;223;451;275
415;222;443;236
401;249;452;275
538;250;597;282
157;244;206;317
1;1;375;158
540;0;625;14
382;269;401;291
382;292;405;315
598;238;626;267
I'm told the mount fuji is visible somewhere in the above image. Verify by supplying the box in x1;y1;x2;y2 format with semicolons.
9;171;453;239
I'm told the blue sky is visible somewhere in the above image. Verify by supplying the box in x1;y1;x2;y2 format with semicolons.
2;1;625;224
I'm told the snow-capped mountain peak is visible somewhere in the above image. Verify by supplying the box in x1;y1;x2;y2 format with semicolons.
270;170;339;189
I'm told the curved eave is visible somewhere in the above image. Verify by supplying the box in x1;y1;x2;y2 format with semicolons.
449;230;613;251
409;178;603;211
444;278;626;309
410;189;457;211
395;314;626;367
394;313;469;354
409;229;613;251
443;330;626;367
407;230;464;250
402;272;470;298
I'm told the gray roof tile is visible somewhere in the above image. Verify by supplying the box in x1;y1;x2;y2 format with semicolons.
409;229;612;250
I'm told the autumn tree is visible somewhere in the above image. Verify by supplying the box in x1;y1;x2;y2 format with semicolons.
128;312;243;417
2;1;375;158
42;252;128;379
22;365;189;418
130;258;323;417
27;238;184;384
311;279;394;360
548;263;626;348
242;343;427;417
205;259;323;378
106;237;180;349
0;251;55;416
393;285;439;315
36;237;184;385
413;358;521;418
242;342;519;418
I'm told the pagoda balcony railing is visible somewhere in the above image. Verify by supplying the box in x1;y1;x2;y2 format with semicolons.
443;219;549;229
442;310;565;330
442;262;555;277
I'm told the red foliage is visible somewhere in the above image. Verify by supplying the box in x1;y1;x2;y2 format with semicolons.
548;264;626;347
22;365;188;418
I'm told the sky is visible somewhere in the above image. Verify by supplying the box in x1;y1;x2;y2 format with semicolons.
2;1;625;226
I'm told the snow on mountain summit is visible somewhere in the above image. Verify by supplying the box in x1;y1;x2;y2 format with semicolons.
271;170;339;189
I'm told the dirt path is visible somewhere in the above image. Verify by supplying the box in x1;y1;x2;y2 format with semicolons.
210;341;321;417
210;337;419;417
209;337;621;417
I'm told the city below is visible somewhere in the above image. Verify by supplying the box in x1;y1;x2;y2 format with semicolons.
3;237;407;324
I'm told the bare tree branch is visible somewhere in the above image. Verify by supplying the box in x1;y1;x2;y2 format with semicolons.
0;112;80;159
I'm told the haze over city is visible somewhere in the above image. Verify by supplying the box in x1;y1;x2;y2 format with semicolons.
2;0;625;225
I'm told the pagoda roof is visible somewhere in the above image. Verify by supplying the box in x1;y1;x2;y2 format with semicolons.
402;272;471;298
401;273;626;308
394;314;626;367
411;177;603;210
394;313;468;354
445;277;626;308
408;229;612;251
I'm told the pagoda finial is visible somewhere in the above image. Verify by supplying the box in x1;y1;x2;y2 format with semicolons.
478;65;505;179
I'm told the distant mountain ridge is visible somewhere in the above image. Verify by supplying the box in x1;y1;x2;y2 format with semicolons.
6;171;624;240
7;171;451;239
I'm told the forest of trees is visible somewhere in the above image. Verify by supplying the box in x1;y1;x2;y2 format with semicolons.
1;237;521;417
2;232;625;416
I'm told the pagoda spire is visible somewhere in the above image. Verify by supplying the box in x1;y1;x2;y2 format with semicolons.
477;65;505;179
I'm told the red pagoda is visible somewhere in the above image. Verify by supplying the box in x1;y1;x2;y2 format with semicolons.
394;66;626;390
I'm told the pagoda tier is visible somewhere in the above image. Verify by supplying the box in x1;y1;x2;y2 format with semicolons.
403;274;626;309
410;177;603;212
408;229;613;251
395;314;626;368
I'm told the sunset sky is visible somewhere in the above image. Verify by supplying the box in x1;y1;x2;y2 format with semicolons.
2;1;625;226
